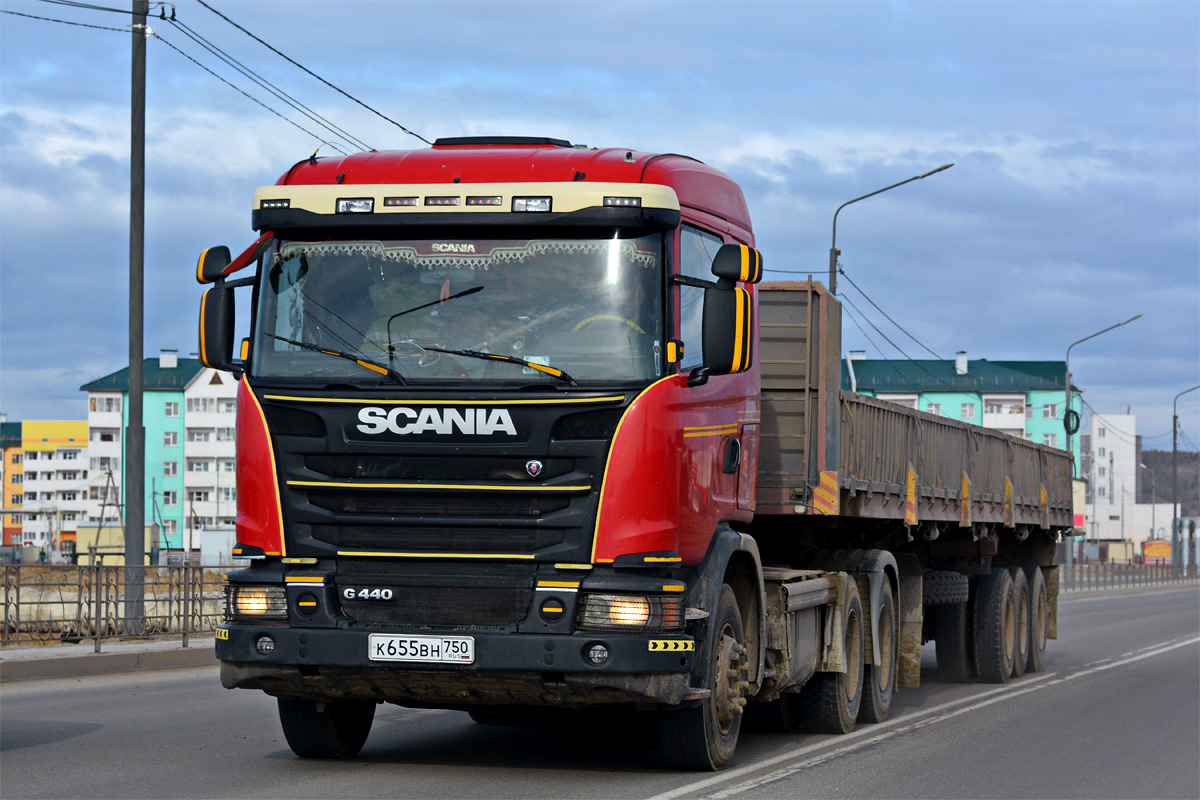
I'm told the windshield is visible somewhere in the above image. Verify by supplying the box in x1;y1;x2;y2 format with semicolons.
251;233;664;386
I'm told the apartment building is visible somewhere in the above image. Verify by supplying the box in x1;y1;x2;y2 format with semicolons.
0;419;88;549
1080;411;1173;544
842;352;1082;467
80;350;237;554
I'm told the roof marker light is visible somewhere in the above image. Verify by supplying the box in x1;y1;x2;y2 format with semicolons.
425;196;461;206
384;197;418;207
466;196;503;207
513;197;552;212
604;196;641;208
260;199;290;209
336;198;374;214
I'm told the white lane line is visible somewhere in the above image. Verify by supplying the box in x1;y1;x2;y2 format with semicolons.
1083;658;1114;667
646;635;1200;800
643;673;1059;800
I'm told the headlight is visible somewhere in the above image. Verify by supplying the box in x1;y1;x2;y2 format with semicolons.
225;585;287;621
578;594;683;632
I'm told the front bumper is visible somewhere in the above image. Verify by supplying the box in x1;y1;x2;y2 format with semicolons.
216;624;696;707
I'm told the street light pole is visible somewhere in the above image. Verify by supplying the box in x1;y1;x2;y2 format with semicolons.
1140;462;1156;541
1172;384;1199;567
1063;314;1143;477
828;163;953;295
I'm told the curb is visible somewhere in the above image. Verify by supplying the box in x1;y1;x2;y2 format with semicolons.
0;643;217;683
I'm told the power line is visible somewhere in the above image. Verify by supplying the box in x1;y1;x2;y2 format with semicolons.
842;305;925;394
2;8;129;31
839;291;959;391
165;16;369;152
36;0;129;14
154;34;347;155
196;0;432;145
837;268;945;360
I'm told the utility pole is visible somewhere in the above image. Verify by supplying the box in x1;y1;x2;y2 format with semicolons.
1173;385;1199;568
124;0;150;633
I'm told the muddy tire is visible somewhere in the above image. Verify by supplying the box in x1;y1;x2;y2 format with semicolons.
1024;566;1048;673
659;584;748;770
277;698;375;759
798;580;864;734
1010;568;1030;678
973;568;1016;683
859;579;896;723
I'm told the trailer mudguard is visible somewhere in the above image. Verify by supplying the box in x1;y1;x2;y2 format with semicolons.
798;548;898;672
683;525;767;694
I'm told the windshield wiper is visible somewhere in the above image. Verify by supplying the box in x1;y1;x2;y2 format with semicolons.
265;334;405;384
386;286;485;356
420;346;578;386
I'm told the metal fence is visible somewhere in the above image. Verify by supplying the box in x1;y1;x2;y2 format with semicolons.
1;565;224;652
1061;562;1199;592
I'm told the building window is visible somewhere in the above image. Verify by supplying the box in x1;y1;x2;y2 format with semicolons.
216;427;236;442
10;453;20;465
1043;433;1058;447
24;493;36;503
220;487;236;503
187;459;210;472
927;403;942;416
163;491;178;506
1043;404;1058;419
1098;447;1106;457
165;402;179;417
60;491;78;501
90;396;121;413
10;474;22;485
1098;467;1106;477
64;512;77;521
10;494;22;505
221;460;235;473
961;403;976;419
163;519;178;534
984;402;1002;414
1098;427;1106;438
25;451;37;461
187;430;211;443
164;431;178;447
163;462;178;477
187;398;217;413
188;490;210;504
61;451;78;460
220;400;236;413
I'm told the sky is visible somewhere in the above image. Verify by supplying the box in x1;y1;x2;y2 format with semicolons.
1;0;1197;451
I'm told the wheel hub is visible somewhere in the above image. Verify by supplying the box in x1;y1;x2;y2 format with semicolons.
714;631;750;732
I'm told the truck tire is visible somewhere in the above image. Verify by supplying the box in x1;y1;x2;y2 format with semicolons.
1024;566;1048;673
922;571;970;605
1010;568;1030;679
659;584;747;770
973;568;1017;683
859;579;896;723
934;601;973;682
745;695;801;733
277;698;375;759
798;580;864;735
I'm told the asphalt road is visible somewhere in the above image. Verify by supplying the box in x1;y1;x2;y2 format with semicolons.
2;587;1197;800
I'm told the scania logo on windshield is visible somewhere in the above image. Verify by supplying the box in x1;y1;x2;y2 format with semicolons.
356;406;517;436
431;243;476;253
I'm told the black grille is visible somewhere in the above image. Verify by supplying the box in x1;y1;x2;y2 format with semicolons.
311;525;564;551
304;455;573;482
305;489;570;517
337;562;534;628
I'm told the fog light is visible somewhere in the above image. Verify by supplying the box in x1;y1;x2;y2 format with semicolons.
255;635;276;655
587;644;609;665
578;593;684;632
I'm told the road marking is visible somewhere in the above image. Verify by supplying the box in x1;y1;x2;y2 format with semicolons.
646;635;1200;800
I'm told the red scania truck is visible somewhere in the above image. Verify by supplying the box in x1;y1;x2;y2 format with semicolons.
201;137;1071;770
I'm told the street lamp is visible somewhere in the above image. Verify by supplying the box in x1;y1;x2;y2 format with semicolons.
1063;314;1143;477
1172;384;1200;567
828;163;953;295
1140;462;1156;541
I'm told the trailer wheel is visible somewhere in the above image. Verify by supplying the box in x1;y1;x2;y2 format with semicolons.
1024;566;1048;673
934;601;973;682
277;698;375;759
798;580;864;734
973;568;1016;683
659;584;747;770
860;579;896;723
1010;568;1030;678
922;571;970;605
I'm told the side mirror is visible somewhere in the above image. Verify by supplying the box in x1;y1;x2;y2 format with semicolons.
710;243;763;286
688;285;753;387
198;282;240;376
196;246;231;284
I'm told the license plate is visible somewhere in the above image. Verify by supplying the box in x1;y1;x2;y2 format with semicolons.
367;634;475;664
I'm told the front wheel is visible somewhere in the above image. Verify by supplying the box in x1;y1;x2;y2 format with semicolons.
659;584;748;770
277;698;375;759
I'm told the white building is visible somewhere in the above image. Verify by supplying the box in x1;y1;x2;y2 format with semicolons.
1082;410;1172;546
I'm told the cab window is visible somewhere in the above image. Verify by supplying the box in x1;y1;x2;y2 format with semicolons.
678;224;723;371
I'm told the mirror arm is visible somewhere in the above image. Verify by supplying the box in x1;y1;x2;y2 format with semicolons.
687;367;711;388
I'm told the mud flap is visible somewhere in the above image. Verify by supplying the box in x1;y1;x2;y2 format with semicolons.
1045;565;1059;640
895;553;923;689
